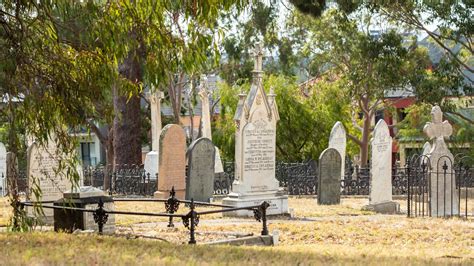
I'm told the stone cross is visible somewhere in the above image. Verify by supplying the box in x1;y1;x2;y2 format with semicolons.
423;106;452;141
198;75;211;140
423;105;458;217
148;90;165;151
253;43;264;72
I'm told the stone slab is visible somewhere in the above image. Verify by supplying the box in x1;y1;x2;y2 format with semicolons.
362;201;400;214
143;151;159;180
186;138;215;202
318;148;341;205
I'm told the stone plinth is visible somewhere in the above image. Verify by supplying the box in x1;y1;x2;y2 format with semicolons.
54;187;115;234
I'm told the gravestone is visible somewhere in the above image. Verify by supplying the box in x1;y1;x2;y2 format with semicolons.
0;143;6;196
365;120;399;214
186;138;215;202
223;43;288;216
198;75;224;175
154;124;186;199
54;186;115;234
318;148;341;205
144;91;164;180
423;106;458;217
27;139;83;222
328;122;346;180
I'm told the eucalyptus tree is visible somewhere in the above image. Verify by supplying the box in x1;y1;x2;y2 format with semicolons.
0;0;249;230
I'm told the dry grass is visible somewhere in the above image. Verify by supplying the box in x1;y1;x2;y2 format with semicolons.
0;197;10;226
1;232;473;265
1;196;473;265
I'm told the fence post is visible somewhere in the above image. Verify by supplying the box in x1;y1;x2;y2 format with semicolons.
165;187;179;227
93;198;108;235
184;198;198;244
407;160;411;218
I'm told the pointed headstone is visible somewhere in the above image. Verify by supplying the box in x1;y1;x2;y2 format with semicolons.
423;106;458;217
328;122;346;180
186;138;215;202
223;43;288;216
154;124;186;199
421;141;431;166
365;120;399;213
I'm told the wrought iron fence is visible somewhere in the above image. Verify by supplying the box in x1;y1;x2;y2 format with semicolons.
19;189;271;244
407;155;474;218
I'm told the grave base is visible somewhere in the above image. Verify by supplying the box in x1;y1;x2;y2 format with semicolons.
222;191;288;217
362;201;400;214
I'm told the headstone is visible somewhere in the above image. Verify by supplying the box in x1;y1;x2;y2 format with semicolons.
365;120;399;214
154;124;186;199
423;106;458;217
27;139;83;222
144;91;165;180
0;143;6;196
223;43;288;216
198;75;224;175
328;122;346;180
318;148;341;205
54;186;115;234
186;138;215;202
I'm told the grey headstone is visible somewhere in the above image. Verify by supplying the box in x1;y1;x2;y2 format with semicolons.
0;143;6;196
186;138;215;202
318;148;341;205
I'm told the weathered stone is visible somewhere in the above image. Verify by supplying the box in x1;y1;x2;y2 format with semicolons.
423;105;458;217
223;43;288;216
318;148;341;205
420;141;431;166
328;122;346;180
186;138;215;202
362;201;400;214
54;187;115;234
27;139;83;222
154;124;186;199
370;119;393;204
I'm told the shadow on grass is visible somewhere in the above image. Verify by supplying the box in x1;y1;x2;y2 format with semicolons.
0;232;470;265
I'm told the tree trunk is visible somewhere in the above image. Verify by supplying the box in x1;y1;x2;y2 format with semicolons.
104;127;114;191
360;97;371;168
113;52;143;167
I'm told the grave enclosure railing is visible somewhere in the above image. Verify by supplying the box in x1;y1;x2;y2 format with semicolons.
19;188;270;244
407;154;474;218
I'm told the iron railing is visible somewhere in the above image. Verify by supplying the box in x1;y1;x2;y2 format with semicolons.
19;188;270;244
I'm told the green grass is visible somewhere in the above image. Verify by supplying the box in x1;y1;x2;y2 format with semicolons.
1;232;472;265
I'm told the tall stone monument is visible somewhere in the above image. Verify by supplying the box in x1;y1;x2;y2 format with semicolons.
328;121;346;180
423;105;458;217
186;137;215;202
318;148;341;205
223;43;288;216
365;119;399;214
0;143;6;196
144;91;164;180
154;124;187;199
198;75;224;174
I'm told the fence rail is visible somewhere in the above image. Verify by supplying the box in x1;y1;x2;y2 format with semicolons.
19;187;270;244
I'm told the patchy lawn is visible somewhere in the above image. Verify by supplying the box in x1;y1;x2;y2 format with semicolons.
1;196;473;265
1;232;473;265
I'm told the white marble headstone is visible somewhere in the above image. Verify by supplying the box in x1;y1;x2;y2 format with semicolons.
370;120;393;204
328;122;346;180
421;141;431;166
423;106;458;217
223;43;288;216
